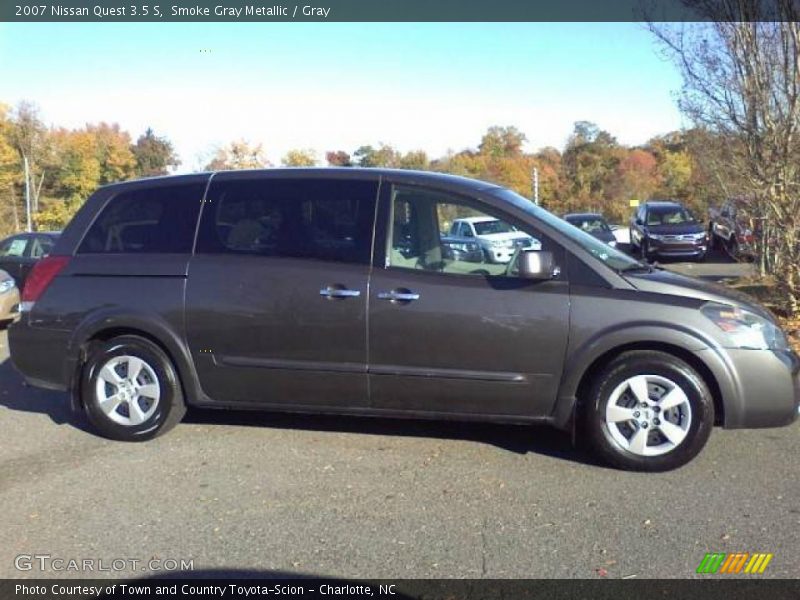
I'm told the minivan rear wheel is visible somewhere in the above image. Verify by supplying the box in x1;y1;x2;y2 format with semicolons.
582;350;714;471
82;335;186;441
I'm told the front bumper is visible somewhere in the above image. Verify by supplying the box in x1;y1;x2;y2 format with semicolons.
648;236;707;258
696;346;800;429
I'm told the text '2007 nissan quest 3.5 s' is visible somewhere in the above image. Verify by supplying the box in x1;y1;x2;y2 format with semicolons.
9;169;800;471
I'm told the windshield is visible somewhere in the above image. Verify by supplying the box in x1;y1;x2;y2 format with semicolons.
565;216;611;233
647;206;696;225
473;219;516;235
493;189;642;271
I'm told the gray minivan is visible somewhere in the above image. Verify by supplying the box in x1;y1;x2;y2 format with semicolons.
9;169;799;471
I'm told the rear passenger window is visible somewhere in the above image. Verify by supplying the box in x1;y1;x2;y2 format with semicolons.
78;183;205;254
196;178;378;265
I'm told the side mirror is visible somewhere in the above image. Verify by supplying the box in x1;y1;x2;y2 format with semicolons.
635;218;643;226
517;250;557;280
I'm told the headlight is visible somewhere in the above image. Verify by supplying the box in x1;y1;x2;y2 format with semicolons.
691;232;707;241
701;303;789;350
608;240;618;247
0;279;14;294
648;233;664;240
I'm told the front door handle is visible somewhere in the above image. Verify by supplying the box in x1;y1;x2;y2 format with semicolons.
320;286;361;299
377;289;420;302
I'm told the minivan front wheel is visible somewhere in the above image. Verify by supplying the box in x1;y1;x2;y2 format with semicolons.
82;335;186;441
583;350;714;471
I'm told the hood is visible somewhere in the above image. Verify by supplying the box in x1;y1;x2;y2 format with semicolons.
645;222;705;235
479;231;532;242
624;268;774;321
590;230;616;243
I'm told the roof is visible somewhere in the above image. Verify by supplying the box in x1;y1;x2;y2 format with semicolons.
101;167;504;196
453;216;498;223
643;200;685;208
564;212;604;220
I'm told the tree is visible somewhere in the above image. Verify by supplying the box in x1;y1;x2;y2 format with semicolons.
132;128;180;176
325;150;352;166
613;149;660;204
562;121;621;214
532;147;564;211
8;101;46;211
479;126;527;157
0;105;22;235
282;148;317;167
650;3;800;315
50;128;101;202
204;140;269;170
88;122;136;184
353;144;400;167
399;150;430;170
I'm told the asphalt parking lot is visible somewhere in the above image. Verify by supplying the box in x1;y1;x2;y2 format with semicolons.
1;254;797;580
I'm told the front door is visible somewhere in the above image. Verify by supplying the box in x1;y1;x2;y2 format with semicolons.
185;174;379;409
368;184;570;418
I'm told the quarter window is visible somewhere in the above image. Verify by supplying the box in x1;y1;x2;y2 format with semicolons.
196;178;378;265
78;183;205;254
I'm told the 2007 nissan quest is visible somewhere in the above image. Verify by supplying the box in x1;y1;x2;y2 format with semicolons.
9;169;800;471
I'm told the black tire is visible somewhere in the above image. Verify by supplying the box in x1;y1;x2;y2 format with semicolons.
640;239;651;263
81;335;186;441
581;350;714;472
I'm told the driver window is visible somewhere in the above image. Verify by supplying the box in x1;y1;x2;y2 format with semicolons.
388;185;545;278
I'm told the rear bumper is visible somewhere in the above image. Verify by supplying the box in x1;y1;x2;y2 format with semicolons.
8;317;73;392
696;346;800;429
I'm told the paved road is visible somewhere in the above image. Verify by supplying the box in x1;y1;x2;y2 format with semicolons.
0;255;795;581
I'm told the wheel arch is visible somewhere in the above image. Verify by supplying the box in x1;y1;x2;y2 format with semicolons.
552;336;727;431
68;310;201;411
573;342;724;425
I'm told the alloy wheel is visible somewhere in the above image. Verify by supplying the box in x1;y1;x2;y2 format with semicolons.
604;374;692;456
94;355;161;426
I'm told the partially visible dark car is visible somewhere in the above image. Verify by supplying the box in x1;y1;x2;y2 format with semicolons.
630;201;707;262
563;213;617;246
708;198;757;261
0;232;61;288
440;235;483;263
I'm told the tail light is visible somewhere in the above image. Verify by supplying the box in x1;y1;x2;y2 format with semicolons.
20;255;71;312
742;230;755;244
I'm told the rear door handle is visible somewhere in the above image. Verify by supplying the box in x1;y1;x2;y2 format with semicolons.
377;290;420;302
320;286;361;299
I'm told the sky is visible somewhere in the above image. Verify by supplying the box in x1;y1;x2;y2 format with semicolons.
0;22;686;171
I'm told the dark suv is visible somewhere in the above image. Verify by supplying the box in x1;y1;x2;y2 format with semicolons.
9;170;799;471
630;201;707;262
